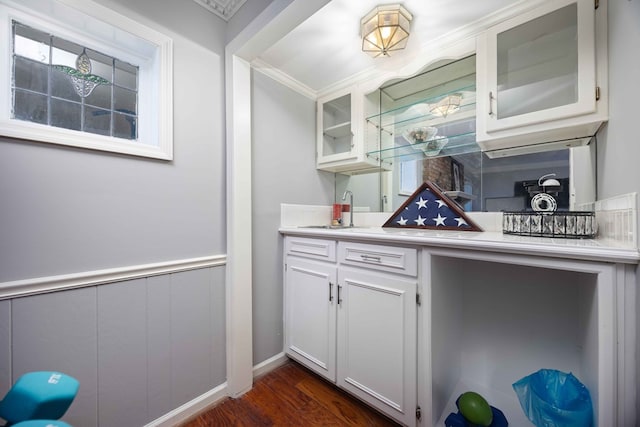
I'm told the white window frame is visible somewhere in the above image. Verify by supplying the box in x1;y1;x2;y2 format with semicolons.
0;0;173;160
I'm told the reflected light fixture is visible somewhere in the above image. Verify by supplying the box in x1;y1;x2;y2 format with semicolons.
430;93;462;118
361;4;412;58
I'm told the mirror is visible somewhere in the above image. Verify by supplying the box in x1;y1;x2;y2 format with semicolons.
335;56;596;213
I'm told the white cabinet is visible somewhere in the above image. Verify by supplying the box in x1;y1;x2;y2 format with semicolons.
283;230;636;427
337;266;417;426
284;237;418;426
476;0;607;153
285;256;337;381
317;87;384;174
284;236;337;381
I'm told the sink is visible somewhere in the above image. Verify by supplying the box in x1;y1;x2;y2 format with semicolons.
300;225;360;230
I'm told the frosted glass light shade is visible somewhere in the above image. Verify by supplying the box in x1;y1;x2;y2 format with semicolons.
361;4;412;58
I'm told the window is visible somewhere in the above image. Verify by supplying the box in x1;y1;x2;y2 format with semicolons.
13;21;139;140
399;159;420;195
0;0;173;160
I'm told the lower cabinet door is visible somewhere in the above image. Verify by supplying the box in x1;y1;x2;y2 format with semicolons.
284;256;337;382
337;266;417;426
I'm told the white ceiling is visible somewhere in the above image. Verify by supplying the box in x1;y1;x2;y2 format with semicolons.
256;0;521;94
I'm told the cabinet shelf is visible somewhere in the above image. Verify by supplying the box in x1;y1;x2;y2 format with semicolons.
365;77;480;161
366;84;476;131
323;121;352;139
367;131;479;161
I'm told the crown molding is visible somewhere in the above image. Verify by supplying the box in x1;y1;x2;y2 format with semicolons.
192;0;247;21
251;58;318;100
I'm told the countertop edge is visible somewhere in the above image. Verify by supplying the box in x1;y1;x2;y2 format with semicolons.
279;227;640;265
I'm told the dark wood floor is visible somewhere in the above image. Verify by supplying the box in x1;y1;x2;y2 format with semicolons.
181;360;401;426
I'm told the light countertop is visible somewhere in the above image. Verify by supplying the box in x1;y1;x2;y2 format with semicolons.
279;226;640;264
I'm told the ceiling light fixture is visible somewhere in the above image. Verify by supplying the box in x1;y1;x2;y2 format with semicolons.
430;94;462;118
361;4;412;58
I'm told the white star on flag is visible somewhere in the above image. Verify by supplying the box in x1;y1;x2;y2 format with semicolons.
436;199;447;208
455;217;468;226
415;197;428;209
433;213;447;226
397;216;408;225
414;215;426;226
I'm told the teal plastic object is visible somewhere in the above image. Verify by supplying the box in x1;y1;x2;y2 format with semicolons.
12;421;73;427
513;369;593;427
0;372;79;424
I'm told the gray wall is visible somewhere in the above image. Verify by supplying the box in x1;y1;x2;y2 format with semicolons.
0;0;226;282
227;0;276;43
598;1;640;204
337;172;382;212
0;1;229;426
600;0;640;419
251;70;334;364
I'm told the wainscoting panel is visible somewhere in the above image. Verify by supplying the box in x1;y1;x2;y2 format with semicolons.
97;278;149;427
170;268;219;407
147;274;174;420
210;266;226;387
11;287;99;427
0;300;11;398
1;262;226;427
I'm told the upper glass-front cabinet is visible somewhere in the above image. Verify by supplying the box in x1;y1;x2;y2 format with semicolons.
476;0;606;152
487;0;594;131
317;88;385;174
320;93;353;159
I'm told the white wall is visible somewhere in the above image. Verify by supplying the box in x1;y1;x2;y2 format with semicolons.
251;69;334;364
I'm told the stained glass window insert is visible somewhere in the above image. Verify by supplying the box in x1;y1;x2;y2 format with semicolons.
11;20;139;141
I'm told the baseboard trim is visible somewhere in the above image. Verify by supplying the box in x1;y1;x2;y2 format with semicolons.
144;382;229;427
0;255;226;300
144;353;289;426
253;352;288;378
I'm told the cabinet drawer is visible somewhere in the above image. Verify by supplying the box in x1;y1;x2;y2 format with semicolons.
285;236;336;262
338;242;417;276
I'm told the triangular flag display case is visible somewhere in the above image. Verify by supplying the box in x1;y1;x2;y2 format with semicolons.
383;181;482;231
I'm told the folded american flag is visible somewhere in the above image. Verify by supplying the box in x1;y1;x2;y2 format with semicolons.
383;181;481;231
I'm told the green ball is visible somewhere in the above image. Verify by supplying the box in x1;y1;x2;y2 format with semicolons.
458;391;493;426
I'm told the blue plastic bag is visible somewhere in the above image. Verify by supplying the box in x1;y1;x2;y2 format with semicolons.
512;369;593;427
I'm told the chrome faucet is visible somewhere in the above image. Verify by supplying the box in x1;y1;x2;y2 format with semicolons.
342;190;354;227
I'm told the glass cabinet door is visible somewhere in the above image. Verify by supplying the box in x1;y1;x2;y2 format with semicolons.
485;0;596;132
318;93;354;161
